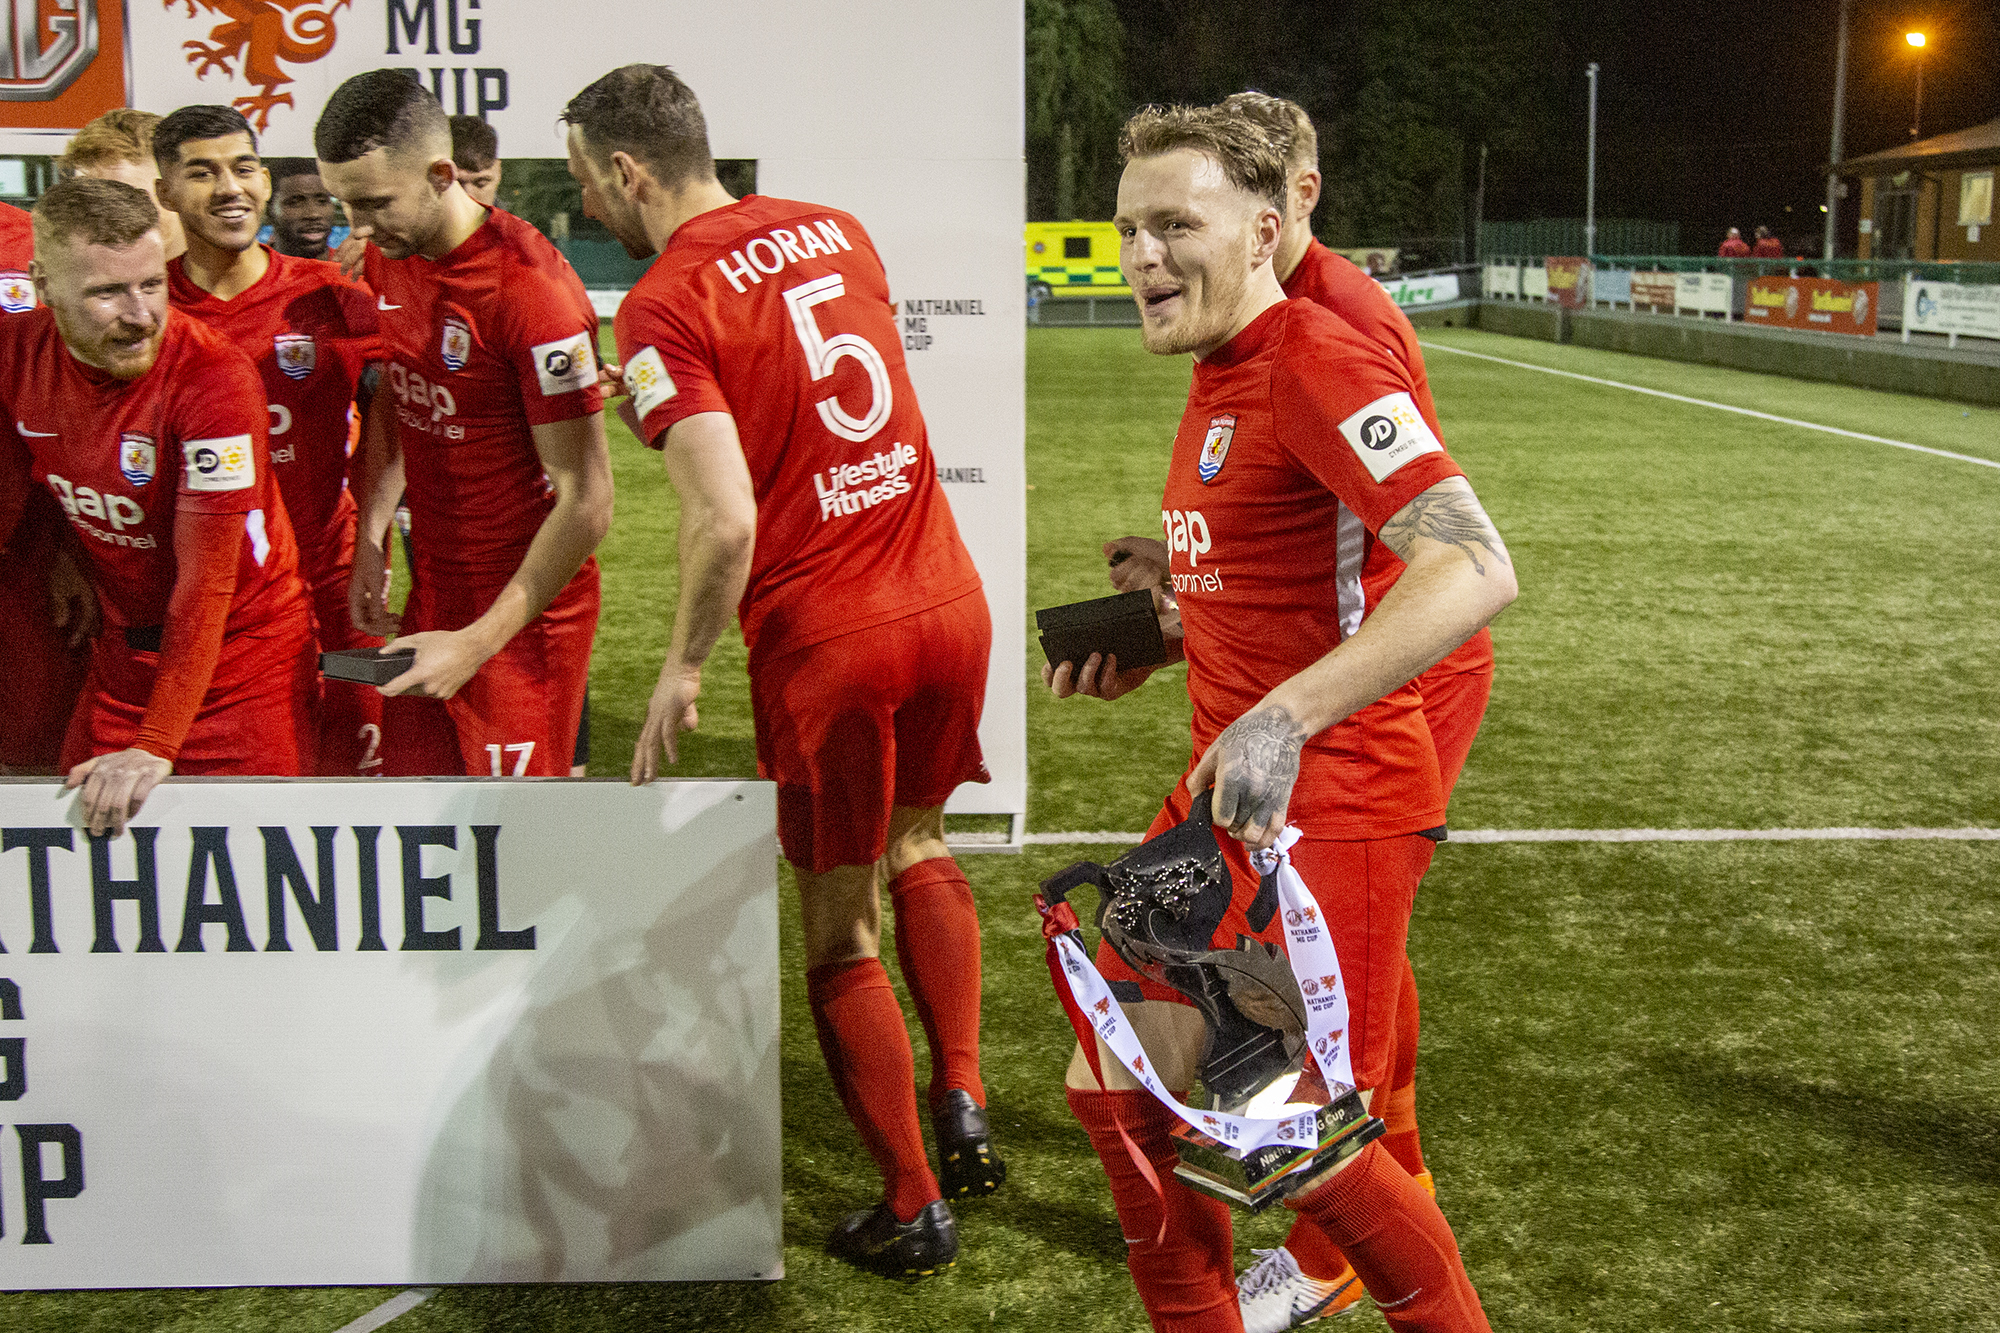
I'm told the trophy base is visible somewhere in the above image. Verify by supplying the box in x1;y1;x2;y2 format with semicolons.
1169;1090;1384;1212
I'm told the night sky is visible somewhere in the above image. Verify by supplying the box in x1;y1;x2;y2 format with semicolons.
1501;0;2000;252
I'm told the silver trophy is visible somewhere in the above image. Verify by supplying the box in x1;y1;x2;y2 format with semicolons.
1039;796;1382;1210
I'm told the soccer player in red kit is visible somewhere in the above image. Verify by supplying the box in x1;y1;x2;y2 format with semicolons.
314;71;612;776
154;104;390;776
0;198;94;773
563;64;1000;1277
0;177;314;834
1048;107;1515;1332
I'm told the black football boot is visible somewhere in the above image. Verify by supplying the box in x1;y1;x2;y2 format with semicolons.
931;1089;1009;1198
826;1198;959;1279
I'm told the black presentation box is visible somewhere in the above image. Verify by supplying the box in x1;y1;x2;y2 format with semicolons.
1035;589;1168;674
320;647;416;687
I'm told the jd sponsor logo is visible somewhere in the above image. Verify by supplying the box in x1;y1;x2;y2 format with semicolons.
1359;414;1398;450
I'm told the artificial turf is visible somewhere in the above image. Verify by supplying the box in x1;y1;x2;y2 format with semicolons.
5;326;1998;1330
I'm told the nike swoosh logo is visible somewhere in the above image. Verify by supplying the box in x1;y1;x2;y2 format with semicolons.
378;296;402;310
15;420;56;437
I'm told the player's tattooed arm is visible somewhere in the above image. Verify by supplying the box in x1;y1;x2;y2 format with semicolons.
1378;476;1511;576
1190;703;1307;851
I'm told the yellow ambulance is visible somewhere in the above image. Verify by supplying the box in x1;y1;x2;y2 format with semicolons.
1025;221;1130;299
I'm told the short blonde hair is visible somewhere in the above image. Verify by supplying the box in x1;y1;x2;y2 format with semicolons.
1220;92;1318;174
58;109;162;179
1118;104;1288;214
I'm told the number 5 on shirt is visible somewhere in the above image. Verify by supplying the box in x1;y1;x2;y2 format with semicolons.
783;274;892;443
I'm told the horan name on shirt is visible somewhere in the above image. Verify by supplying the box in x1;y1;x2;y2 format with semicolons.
815;442;918;520
714;218;855;294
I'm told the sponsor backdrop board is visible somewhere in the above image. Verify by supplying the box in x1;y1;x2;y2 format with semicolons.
1903;281;2000;342
2;1;1028;831
1591;267;1631;305
1544;257;1590;309
0;778;781;1288
1746;276;1880;335
1677;272;1734;317
1631;271;1678;311
1378;272;1460;308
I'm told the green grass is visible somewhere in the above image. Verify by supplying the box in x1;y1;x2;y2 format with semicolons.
8;327;2000;1331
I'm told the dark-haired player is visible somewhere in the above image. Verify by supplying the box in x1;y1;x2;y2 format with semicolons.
154;104;389;776
564;63;999;1277
267;157;338;260
0;177;314;833
1048;105;1513;1331
449;115;502;207
315;70;611;777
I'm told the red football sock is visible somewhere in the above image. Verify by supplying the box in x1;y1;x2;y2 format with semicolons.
889;857;985;1108
807;958;939;1222
1066;1086;1242;1333
1381;957;1428;1178
1288;1141;1490;1332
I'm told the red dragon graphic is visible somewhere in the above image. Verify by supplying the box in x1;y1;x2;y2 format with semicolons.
169;0;352;131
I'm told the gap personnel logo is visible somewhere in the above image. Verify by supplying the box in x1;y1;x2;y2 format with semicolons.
0;0;99;100
1198;413;1235;483
273;333;315;380
0;270;33;313
119;432;156;488
170;0;351;132
440;317;471;372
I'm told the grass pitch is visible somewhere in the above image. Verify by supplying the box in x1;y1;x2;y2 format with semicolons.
6;327;1999;1330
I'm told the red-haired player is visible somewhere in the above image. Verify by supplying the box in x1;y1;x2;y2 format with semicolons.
154;103;390;776
564;64;1001;1278
0;178;314;834
314;71;612;776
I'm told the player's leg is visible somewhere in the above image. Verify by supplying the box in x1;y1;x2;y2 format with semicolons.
375;572;468;776
1269;835;1487;1333
0;536;88;773
881;587;1003;1196
174;622;318;776
307;512;387;776
757;625;953;1276
436;566;598;778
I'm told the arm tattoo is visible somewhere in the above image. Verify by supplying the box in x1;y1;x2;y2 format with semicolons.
1213;704;1306;830
1379;483;1511;575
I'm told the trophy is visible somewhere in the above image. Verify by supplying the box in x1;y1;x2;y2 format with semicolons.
1039;797;1382;1210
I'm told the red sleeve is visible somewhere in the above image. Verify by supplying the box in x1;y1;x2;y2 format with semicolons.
172;342;272;516
499;257;605;428
1269;330;1463;534
612;283;728;448
335;279;384;376
133;510;241;762
0;422;25;545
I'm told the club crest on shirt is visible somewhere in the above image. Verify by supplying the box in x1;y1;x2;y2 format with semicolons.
119;432;157;488
274;333;316;381
440;317;472;372
1198;413;1236;483
0;271;33;314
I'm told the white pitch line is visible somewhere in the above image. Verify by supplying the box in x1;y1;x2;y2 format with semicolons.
333;1289;436;1333
1024;828;2000;845
1418;339;2000;471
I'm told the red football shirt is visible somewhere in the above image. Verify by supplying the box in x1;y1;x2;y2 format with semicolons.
365;207;604;582
1163;300;1463;836
0;200;34;314
0;308;304;634
1283;238;1493;682
168;247;380;568
613;195;980;657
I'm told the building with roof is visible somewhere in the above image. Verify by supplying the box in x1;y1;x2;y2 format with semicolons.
1839;118;1999;263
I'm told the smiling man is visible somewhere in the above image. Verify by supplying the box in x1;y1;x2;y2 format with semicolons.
315;69;611;777
1046;106;1513;1332
267;158;338;261
0;176;314;834
155;105;390;776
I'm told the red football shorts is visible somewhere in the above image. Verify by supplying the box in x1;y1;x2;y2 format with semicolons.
302;505;388;776
380;560;599;777
1094;783;1435;1096
0;559;87;771
1419;661;1493;799
750;586;991;874
61;605;318;776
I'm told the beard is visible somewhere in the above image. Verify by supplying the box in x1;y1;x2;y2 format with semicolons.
1140;253;1251;358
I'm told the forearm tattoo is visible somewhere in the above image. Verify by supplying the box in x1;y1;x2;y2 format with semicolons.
1379;483;1511;575
1213;704;1306;831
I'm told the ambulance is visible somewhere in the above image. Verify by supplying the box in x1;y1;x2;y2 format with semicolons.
1025;221;1130;300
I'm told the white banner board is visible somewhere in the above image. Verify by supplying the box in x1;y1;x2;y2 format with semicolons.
1903;281;2000;342
3;1;1028;831
1520;264;1548;300
0;778;781;1288
1378;272;1461;307
1677;272;1733;317
1483;264;1519;299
